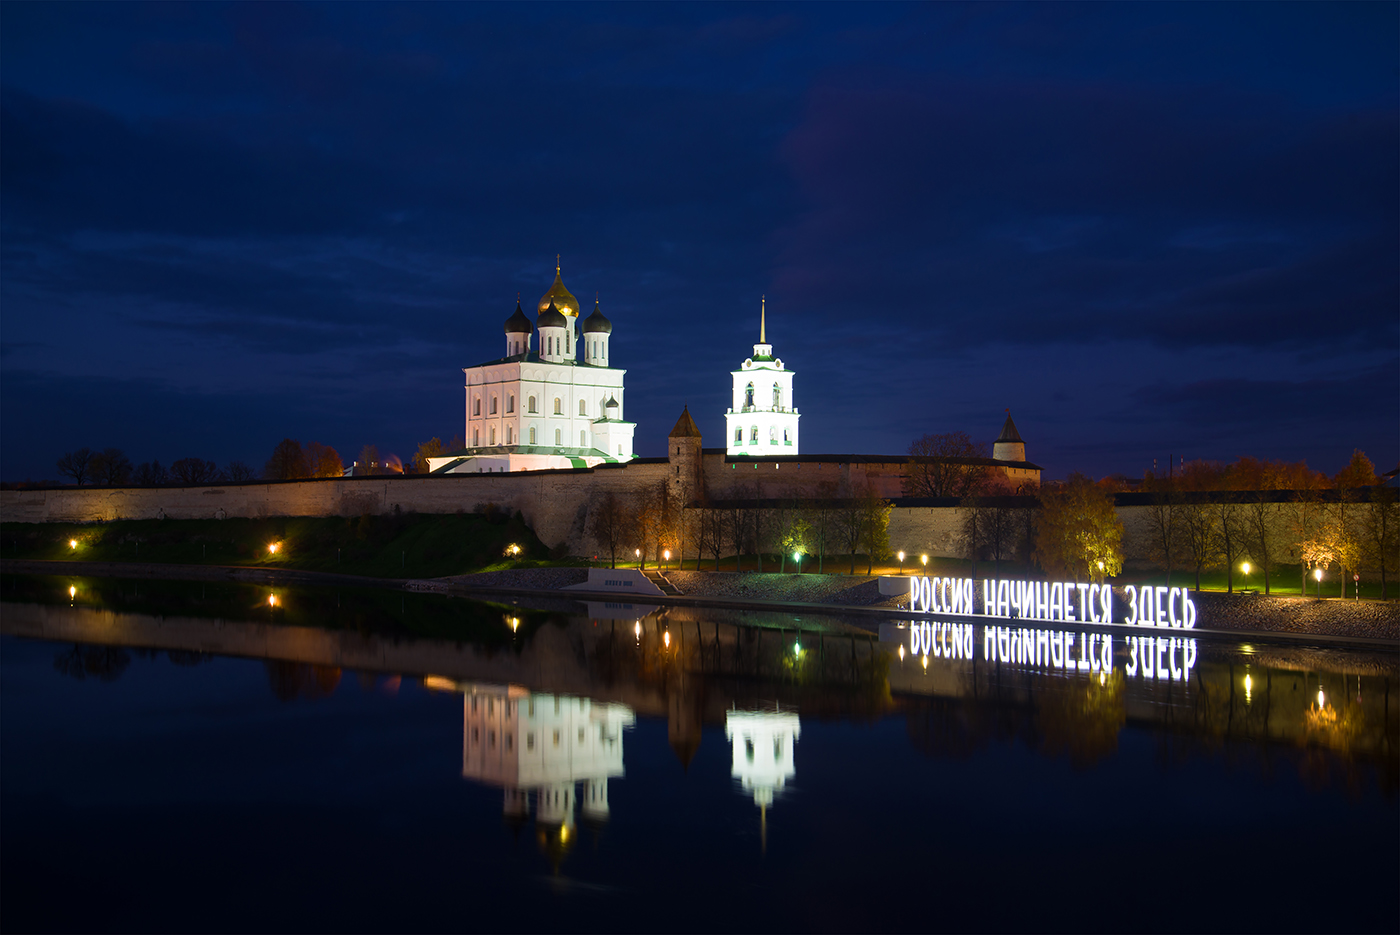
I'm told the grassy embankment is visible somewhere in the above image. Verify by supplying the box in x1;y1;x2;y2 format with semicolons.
0;511;576;579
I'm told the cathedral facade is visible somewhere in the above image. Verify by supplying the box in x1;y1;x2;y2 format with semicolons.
428;263;635;474
725;300;800;456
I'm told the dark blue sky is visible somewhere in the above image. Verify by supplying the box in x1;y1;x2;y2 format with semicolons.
3;2;1396;482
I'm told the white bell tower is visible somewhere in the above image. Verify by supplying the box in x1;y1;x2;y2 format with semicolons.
725;298;799;456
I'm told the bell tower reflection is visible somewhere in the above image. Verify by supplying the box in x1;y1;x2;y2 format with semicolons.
461;686;635;837
725;706;801;851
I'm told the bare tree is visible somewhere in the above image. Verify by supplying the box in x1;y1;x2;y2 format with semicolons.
960;496;987;579
171;458;219;485
1143;475;1184;586
803;482;839;573
133;460;168;486
1360;486;1398;598
1242;494;1278;594
1214;501;1247;592
357;444;381;476
55;448;95;485
587;491;631;568
906;432;991;498
90;448;133;486
858;485;893;575
265;439;310;480
226;461;257;482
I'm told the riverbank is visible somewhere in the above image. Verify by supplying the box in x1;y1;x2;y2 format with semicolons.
6;560;1397;644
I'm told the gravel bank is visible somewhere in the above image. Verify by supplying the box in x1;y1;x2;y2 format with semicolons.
664;570;896;606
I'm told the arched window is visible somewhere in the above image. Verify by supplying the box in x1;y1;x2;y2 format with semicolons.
770;426;778;444
579;399;587;416
783;427;790;443
473;397;481;417
744;382;754;409
554;397;563;415
528;396;537;414
773;384;782;409
506;426;513;445
490;396;498;415
580;430;588;447
555;428;562;445
507;395;514;414
490;427;497;445
734;427;742;444
473;429;479;447
529;426;537;445
750;426;758;443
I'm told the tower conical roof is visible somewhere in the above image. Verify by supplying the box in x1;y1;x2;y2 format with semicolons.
669;406;702;439
537;258;580;317
996;413;1024;444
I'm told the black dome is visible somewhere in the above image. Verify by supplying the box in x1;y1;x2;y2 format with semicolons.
537;298;567;329
503;301;532;334
582;300;612;334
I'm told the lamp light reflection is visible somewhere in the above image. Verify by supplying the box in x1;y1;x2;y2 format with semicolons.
1317;688;1325;708
68;585;76;600
268;593;280;608
663;630;671;648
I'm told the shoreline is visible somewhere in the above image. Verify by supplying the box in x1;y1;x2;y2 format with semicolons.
4;559;1397;647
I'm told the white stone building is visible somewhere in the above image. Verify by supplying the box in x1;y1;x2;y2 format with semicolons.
725;299;799;456
428;262;636;474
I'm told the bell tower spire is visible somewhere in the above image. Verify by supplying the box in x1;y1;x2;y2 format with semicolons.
760;296;766;344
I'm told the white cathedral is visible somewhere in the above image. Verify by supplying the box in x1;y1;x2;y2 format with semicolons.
725;299;800;456
428;261;636;474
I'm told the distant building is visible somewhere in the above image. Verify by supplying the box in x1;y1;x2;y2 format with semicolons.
725;299;799;456
428;260;635;474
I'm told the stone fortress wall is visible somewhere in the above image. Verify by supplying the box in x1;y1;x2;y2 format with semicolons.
1;438;1311;571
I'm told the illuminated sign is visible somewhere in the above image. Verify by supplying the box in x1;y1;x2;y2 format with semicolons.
895;622;1198;681
902;577;1196;629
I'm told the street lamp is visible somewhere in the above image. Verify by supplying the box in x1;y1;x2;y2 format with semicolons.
69;539;77;550
635;548;642;569
1242;561;1251;593
793;551;802;574
663;549;671;570
1313;566;1323;598
898;551;905;575
920;554;928;571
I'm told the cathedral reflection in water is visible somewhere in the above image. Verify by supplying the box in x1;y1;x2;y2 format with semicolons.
460;684;636;835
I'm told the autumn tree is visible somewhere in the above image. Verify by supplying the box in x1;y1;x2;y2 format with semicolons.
960;496;987;579
303;442;344;478
1033;473;1123;581
170;458;219;485
265;439;310;480
55;448;95;485
412;437;447;474
775;501;810;573
906;432;991;498
1335;449;1380;490
90;448;132;486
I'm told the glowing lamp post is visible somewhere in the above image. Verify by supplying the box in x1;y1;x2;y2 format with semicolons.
663;549;671;570
920;554;929;572
1313;566;1323;598
1241;562;1251;593
793;551;802;574
635;548;642;570
69;539;78;551
267;542;280;557
897;551;906;575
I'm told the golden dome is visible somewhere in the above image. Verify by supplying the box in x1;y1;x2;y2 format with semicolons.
537;257;579;318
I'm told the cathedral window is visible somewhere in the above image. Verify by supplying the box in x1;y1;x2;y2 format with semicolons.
773;385;782;409
579;399;587;416
580;430;588;447
507;395;514;414
473;429;479;447
734;427;742;444
506;426;513;444
490;397;498;415
744;383;754;410
784;428;791;444
770;426;778;444
555;428;562;446
750;426;758;444
490;427;497;445
529;427;536;445
528;395;537;413
553;397;562;415
473;398;481;417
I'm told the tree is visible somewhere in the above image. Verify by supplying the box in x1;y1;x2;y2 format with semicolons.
1213;501;1247;592
837;497;864;574
226;460;257;482
1360;485;1398;598
1033;473;1123;581
55;448;95;485
133;460;168;486
412;437;446;474
906;432;990;498
587;491;631;568
1242;493;1279;594
1142;473;1185;586
89;448;132;486
1334;449;1379;490
170;457;219;485
776;503;810;573
858;485;894;575
802;483;839;573
357;444;381;476
960;496;988;579
304;442;344;477
265;439;310;480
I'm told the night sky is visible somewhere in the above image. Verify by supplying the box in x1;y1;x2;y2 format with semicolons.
3;2;1396;483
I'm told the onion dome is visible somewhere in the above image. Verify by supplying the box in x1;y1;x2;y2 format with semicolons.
537;258;580;317
582;300;612;334
537;298;567;329
604;396;619;411
503;301;532;334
